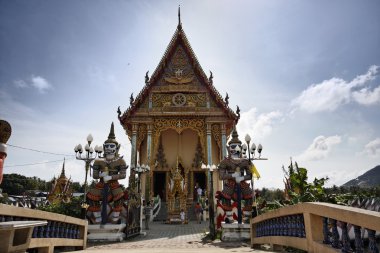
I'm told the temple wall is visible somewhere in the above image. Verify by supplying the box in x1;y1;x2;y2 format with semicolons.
161;129;179;169
160;128;198;169
139;139;148;165
180;129;198;168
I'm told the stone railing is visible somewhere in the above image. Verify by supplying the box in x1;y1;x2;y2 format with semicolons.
0;203;87;253
251;202;380;253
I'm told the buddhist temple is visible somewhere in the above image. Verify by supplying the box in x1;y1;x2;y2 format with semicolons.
47;159;73;204
118;8;238;220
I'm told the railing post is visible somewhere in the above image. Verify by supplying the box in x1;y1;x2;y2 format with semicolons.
330;219;340;249
341;222;351;253
304;212;323;253
322;217;330;244
354;225;364;253
368;229;379;253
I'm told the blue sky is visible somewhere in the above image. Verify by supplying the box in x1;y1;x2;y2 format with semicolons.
1;0;379;189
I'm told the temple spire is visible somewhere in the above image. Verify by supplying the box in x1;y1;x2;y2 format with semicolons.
178;5;182;29
60;158;66;178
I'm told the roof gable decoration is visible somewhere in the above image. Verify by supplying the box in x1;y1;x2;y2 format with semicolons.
119;8;238;122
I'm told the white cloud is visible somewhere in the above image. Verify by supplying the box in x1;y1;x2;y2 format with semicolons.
352;86;380;105
291;65;379;113
12;75;52;93
362;138;380;157
296;135;342;161
30;75;52;93
237;107;283;141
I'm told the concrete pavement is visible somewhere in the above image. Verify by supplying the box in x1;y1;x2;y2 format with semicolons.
70;221;273;253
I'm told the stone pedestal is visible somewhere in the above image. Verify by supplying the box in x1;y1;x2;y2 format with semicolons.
87;224;126;242
221;222;250;242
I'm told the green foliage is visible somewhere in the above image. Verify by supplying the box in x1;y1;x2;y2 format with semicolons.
1;174;48;195
260;187;285;202
1;173;84;195
37;196;83;218
285;161;329;204
258;161;380;214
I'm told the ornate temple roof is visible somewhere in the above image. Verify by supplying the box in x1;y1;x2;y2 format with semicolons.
47;159;72;204
119;8;238;126
58;158;68;182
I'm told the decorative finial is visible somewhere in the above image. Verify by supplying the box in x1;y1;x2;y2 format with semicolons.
236;105;240;122
60;158;66;178
178;5;182;29
130;93;134;106
225;93;229;106
117;106;121;118
145;71;149;84
209;71;213;84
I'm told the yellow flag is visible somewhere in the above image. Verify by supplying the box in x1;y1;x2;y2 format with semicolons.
251;164;261;179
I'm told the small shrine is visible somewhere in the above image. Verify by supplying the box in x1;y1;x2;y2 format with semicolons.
167;157;188;223
47;159;73;204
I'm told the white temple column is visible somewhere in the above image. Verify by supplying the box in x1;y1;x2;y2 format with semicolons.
221;123;227;158
206;123;212;166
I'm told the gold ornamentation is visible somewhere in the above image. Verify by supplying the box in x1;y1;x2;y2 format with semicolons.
172;93;186;106
152;84;204;92
211;124;222;149
192;138;204;169
152;93;206;108
152;118;206;170
162;46;195;86
136;124;147;150
152;93;172;107
155;136;168;169
164;70;193;84
167;159;188;220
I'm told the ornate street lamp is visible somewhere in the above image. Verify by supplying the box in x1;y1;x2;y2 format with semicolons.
132;163;151;230
241;134;267;218
202;163;217;239
74;134;102;211
132;163;150;194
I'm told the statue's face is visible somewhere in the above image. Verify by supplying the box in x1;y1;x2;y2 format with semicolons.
104;142;117;159
229;144;241;159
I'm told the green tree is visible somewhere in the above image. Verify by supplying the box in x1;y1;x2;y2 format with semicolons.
37;196;83;218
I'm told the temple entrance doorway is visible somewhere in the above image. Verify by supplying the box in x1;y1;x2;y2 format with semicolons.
153;172;166;201
193;172;206;200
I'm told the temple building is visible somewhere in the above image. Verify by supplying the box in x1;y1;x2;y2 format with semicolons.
47;159;73;204
118;10;238;219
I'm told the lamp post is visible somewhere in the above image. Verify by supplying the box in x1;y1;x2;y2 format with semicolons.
202;163;217;239
74;134;102;215
241;134;267;218
132;163;150;230
133;163;150;194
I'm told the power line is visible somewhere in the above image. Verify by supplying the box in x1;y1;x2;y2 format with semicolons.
7;143;75;157
4;158;73;168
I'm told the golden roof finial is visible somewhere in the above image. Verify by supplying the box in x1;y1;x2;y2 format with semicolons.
178;5;182;29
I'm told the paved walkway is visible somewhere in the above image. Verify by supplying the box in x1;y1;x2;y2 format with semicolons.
71;221;272;253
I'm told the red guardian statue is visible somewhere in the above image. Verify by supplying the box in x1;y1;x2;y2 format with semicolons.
216;125;253;224
86;123;128;224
